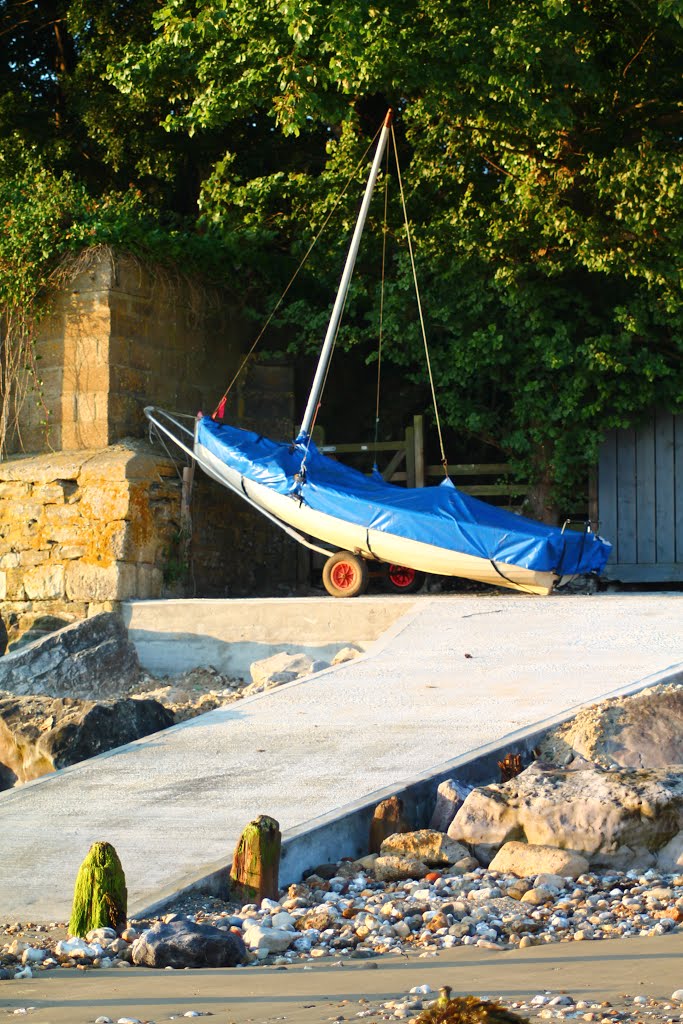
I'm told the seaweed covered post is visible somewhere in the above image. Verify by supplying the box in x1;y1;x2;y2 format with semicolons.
230;815;281;904
69;841;128;937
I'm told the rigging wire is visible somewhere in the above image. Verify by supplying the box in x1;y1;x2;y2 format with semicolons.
390;124;449;478
212;123;385;420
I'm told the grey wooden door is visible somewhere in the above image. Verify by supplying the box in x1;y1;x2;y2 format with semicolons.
598;410;683;582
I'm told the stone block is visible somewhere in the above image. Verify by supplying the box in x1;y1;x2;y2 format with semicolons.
0;482;31;499
65;561;137;602
54;544;86;560
4;569;25;600
79;483;131;522
19;551;50;567
0;451;88;485
41;504;85;543
0;553;20;569
136;565;163;599
110;365;149;396
23;564;66;601
31;483;70;504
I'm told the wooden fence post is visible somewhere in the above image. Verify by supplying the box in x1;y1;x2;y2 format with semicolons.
405;426;416;488
413;415;424;488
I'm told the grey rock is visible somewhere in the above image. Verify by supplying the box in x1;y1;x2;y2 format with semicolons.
130;919;247;968
248;652;316;690
0;613;141;698
429;779;472;832
0;694;173;787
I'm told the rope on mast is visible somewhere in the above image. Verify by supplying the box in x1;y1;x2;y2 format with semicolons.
391;124;449;478
211;124;385;420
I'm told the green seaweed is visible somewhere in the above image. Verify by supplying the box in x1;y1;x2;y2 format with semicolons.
68;841;127;938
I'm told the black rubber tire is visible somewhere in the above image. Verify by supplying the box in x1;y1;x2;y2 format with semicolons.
383;564;426;594
322;551;369;598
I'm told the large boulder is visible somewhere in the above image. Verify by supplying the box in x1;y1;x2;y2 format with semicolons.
538;682;683;769
447;761;683;870
379;829;470;867
0;612;141;698
488;842;589;879
131;919;247;968
0;694;173;787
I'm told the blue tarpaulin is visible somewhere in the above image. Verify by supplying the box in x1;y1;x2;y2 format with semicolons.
197;417;611;576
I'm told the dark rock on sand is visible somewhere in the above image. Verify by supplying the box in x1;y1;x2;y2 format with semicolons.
130;918;248;968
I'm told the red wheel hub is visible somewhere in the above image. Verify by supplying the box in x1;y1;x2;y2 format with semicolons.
331;560;358;590
388;564;416;588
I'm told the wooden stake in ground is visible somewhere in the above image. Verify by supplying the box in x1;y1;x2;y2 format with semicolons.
69;841;127;938
230;815;281;904
369;795;412;853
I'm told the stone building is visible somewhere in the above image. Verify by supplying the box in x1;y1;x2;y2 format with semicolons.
0;249;300;647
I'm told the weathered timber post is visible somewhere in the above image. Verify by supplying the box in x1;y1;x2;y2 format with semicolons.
230;815;281;904
369;795;412;854
69;841;127;937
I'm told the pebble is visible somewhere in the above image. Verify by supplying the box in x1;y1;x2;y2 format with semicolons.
1;859;682;1024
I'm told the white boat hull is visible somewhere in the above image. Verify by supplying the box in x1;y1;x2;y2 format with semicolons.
196;440;556;595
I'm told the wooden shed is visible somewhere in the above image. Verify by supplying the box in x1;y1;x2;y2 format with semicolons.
597;410;683;582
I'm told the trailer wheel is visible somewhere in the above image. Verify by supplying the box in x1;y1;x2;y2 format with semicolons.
384;564;426;594
322;551;369;598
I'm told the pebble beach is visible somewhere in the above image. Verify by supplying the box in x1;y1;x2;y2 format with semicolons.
3;862;683;1024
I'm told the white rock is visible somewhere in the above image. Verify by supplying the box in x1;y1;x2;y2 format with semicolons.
95;1017;114;1024
271;911;297;930
244;926;296;954
21;947;47;964
331;646;362;665
56;937;101;958
86;927;117;942
671;990;683;1002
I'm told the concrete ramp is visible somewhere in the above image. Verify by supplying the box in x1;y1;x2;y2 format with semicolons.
0;593;681;923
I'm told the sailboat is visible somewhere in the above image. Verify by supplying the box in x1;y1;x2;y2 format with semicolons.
146;111;610;597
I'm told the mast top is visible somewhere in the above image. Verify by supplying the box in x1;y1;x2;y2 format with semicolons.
383;109;393;127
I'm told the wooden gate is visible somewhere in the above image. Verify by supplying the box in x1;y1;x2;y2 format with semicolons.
597;410;683;582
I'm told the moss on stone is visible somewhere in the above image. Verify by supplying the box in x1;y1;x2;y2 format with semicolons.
68;841;127;938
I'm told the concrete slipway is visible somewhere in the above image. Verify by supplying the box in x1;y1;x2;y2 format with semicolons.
0;593;681;924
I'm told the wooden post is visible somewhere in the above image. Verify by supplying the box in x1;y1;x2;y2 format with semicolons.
230;815;281;904
69;841;127;937
405;426;416;488
588;465;598;528
413;415;424;488
369;796;412;854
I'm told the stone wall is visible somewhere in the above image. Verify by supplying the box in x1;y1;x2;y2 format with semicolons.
0;442;182;648
1;250;304;646
12;250;246;454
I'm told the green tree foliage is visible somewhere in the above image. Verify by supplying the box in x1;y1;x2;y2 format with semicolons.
69;840;127;937
109;0;682;516
1;0;681;512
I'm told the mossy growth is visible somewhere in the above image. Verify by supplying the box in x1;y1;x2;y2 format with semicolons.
416;995;530;1024
68;841;127;938
230;815;281;905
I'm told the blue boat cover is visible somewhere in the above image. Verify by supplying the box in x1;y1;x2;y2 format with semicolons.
197;417;610;577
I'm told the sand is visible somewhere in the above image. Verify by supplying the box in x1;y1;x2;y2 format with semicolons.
3;933;683;1024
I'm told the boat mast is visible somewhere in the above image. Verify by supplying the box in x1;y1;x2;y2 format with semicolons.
297;109;393;444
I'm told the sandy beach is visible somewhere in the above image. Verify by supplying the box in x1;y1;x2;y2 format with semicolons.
3;933;683;1024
